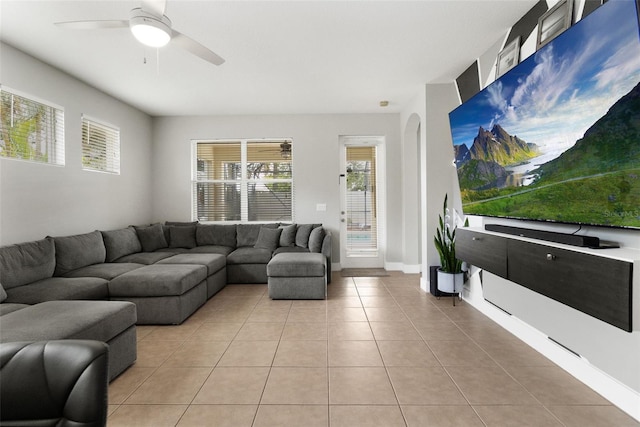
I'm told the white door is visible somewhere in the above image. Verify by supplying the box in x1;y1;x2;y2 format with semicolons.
339;136;385;269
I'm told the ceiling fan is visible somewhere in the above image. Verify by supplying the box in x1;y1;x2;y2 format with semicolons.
55;0;224;66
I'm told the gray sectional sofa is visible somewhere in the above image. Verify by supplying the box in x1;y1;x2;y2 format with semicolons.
0;221;331;379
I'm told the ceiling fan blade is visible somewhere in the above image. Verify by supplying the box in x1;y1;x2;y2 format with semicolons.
171;30;225;66
140;0;167;18
55;20;129;30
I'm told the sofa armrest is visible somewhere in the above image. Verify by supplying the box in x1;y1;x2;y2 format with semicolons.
321;230;332;283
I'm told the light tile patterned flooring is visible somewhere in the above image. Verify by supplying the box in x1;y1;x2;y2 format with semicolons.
107;272;639;426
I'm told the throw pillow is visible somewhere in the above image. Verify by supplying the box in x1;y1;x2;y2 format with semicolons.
0;238;56;289
101;227;142;262
254;227;283;252
279;224;297;247
169;225;197;249
53;231;106;277
295;224;314;248
308;226;325;253
135;224;168;252
164;221;198;243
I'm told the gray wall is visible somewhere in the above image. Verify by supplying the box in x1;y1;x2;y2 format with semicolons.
151;114;404;266
0;43;154;245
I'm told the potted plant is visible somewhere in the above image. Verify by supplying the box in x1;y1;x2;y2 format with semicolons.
433;193;465;294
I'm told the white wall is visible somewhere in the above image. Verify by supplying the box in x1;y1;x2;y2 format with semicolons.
400;93;426;275
425;83;462;275
0;43;153;245
151;114;403;266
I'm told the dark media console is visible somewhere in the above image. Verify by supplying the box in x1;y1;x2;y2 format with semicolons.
484;224;619;249
456;227;633;331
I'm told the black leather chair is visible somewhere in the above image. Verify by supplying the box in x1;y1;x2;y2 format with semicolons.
0;340;109;427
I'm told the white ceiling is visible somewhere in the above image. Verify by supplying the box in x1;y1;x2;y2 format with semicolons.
0;0;537;117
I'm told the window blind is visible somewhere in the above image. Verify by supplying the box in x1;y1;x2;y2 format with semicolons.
0;87;65;165
82;116;120;174
193;140;293;222
194;142;242;221
346;146;378;252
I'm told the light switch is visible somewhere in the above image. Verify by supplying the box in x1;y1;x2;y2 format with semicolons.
316;203;326;212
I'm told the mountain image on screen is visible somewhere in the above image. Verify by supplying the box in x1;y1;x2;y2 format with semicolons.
455;124;539;190
448;0;640;229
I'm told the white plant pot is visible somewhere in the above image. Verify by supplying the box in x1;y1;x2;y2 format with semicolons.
437;270;464;293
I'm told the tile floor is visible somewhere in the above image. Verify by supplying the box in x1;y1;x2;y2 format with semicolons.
107;272;639;426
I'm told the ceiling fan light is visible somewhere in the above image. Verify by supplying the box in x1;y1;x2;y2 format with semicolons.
130;10;171;48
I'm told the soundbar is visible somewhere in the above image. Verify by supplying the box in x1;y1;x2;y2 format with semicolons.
484;224;618;248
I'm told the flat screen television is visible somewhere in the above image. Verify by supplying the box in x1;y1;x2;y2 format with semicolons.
448;0;640;230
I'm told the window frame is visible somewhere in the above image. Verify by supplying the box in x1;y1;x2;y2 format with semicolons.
191;139;294;223
0;86;65;166
81;114;121;174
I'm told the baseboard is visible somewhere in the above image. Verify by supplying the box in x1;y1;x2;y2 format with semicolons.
334;262;421;274
420;276;429;293
384;262;402;271
402;263;421;274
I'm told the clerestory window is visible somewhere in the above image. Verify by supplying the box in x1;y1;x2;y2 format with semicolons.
192;139;294;222
0;87;65;165
81;115;120;174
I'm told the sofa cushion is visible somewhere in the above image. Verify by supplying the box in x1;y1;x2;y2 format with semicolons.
165;221;198;226
267;253;326;277
134;224;168;252
157;253;226;275
101;227;142;262
308;226;325;253
236;223;278;247
0;300;137;344
53;231;106;277
108;264;207;297
114;252;176;265
295;224;314;248
279;224;297;247
156;247;190;253
0;303;28;316
236;224;260;247
188;245;234;256
168;225;197;249
0;282;7;303
63;263;144;280
196;224;237;248
227;247;273;264
273;246;310;256
162;222;197;242
254;227;282;252
0;238;56;289
4;277;109;305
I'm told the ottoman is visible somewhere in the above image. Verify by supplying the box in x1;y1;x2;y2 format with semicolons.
267;253;326;300
108;264;207;325
0;300;137;381
157;253;227;299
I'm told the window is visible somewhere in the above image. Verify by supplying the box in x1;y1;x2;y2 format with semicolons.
345;145;378;254
0;87;65;165
193;139;294;222
82;116;120;174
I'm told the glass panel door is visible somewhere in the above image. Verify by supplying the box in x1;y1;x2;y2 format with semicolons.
345;146;378;256
340;136;385;269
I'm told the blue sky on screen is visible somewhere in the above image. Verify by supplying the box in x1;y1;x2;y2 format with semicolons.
449;0;640;156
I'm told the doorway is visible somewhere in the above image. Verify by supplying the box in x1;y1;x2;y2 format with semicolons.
339;136;385;269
